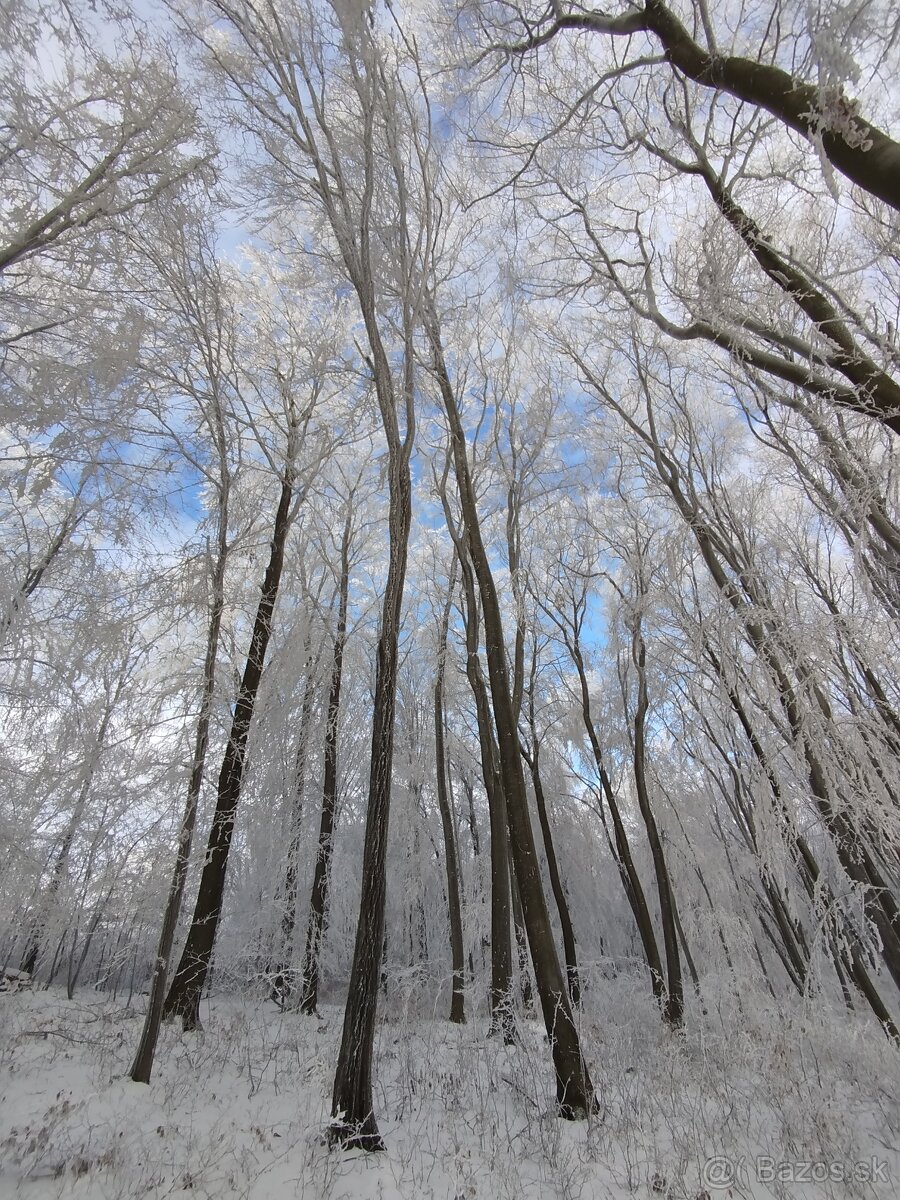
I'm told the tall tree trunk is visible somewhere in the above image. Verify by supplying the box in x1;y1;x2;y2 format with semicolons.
130;507;228;1079
163;460;296;1030
524;733;582;1007
329;297;414;1150
703;639;898;1036
505;512;535;1016
427;310;597;1119
523;639;582;1005
438;472;515;1040
629;615;684;1027
567;625;666;1009
683;494;900;996
433;561;466;1023
454;528;515;1039
299;510;352;1016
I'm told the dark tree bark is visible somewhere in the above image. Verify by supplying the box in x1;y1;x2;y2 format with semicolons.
163;456;297;1030
131;495;228;1079
522;650;582;1007
587;358;900;1000
427;308;597;1119
627;611;683;1027
330;414;412;1149
440;485;515;1042
461;773;481;859
299;509;353;1016
684;148;900;433
505;485;536;1016
563;609;666;1010
670;888;701;1000
329;287;415;1150
433;560;466;1024
44;930;68;989
502;0;900;213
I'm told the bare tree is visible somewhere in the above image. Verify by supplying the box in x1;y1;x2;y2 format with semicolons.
472;0;900;211
163;357;328;1029
298;484;361;1016
129;207;237;1080
432;555;466;1023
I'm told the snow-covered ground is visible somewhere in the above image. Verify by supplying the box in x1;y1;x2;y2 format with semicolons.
1;982;897;1199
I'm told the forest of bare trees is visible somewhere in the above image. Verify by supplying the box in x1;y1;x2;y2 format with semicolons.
2;0;899;1193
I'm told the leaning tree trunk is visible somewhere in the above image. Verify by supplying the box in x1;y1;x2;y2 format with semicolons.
67;884;112;999
705;640;898;1039
428;310;597;1119
130;502;228;1079
163;462;296;1030
629;615;684;1027
446;517;514;1042
676;484;900;997
569;626;666;1010
525;738;582;1007
523;640;582;1007
299;510;352;1016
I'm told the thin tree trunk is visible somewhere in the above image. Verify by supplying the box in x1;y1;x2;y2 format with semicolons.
693;513;900;994
439;478;515;1041
329;289;414;1149
703;639;898;1036
130;510;228;1078
670;889;701;998
1;497;85;646
271;647;321;1005
427;309;597;1118
45;930;67;989
67;887;112;998
299;510;353;1016
525;731;582;1007
21;681;122;976
433;560;466;1023
163;458;297;1030
523;639;582;1005
629;616;683;1027
510;859;534;1012
567;623;666;1008
622;391;900;999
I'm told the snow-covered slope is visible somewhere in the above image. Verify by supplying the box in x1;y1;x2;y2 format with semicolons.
1;984;897;1199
